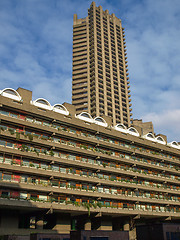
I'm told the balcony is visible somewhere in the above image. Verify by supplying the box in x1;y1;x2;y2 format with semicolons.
0;112;179;179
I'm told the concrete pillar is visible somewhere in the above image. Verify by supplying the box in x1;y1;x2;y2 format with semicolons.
53;213;71;233
73;14;77;24
84;219;91;230
123;219;137;240
129;228;137;240
36;215;44;229
123;220;130;231
92;217;112;230
100;219;112;230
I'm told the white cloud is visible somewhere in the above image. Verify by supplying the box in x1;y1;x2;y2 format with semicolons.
0;0;179;141
123;0;180;141
143;109;180;142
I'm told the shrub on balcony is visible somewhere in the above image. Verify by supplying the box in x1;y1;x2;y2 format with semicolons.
8;129;15;135
15;132;20;140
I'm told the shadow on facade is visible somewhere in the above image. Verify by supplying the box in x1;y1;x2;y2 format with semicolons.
0;182;70;240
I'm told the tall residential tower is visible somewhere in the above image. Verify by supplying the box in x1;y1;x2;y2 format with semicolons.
72;2;132;126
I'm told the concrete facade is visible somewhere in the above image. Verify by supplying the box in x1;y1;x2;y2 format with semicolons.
72;2;132;126
136;223;180;240
0;88;179;240
70;230;129;240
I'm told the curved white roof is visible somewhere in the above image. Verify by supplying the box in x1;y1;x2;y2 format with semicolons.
94;117;108;127
114;124;127;133
76;112;94;123
53;104;69;115
167;141;180;149
128;127;140;137
143;133;156;142
32;98;52;110
0;88;22;101
156;136;166;145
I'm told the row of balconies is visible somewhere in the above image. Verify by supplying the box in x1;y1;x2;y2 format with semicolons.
73;57;87;65
73;70;87;78
1;134;178;186
73;37;87;45
0;168;180;205
73;30;87;37
72;98;88;106
73;47;87;56
4;123;176;179
72;85;88;93
0;114;178;178
73;31;87;39
73;23;87;30
0;140;179;198
0;188;180;217
73;66;88;74
0;109;179;161
0;150;179;197
72;53;87;61
72;73;88;80
73;50;87;58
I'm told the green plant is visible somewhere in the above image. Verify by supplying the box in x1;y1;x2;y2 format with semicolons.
16;132;20;140
74;201;80;207
43;149;47;155
1;194;10;199
49;150;54;157
41;136;48;140
33;149;39;156
30;196;37;201
8;128;15;135
102;162;107;168
66;200;72;205
92;203;97;209
21;144;26;152
107;151;112;155
83;202;91;216
97;202;102;208
28;134;33;141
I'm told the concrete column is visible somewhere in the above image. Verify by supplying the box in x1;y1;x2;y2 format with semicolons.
123;219;137;240
123;220;130;231
53;213;71;233
84;219;91;230
100;219;112;230
92;217;112;230
129;228;137;240
36;215;44;229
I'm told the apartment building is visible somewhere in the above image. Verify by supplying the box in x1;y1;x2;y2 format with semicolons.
72;2;132;126
0;88;179;239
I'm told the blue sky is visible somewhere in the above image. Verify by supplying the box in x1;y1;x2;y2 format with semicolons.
0;0;180;142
